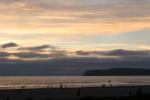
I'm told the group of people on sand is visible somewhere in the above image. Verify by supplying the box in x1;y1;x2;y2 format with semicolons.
20;80;112;90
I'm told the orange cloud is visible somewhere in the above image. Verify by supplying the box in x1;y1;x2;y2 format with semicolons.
0;20;150;35
0;0;150;36
0;0;150;51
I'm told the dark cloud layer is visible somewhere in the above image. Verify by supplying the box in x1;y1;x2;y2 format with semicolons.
14;52;50;58
0;42;150;75
0;42;67;59
18;45;55;51
0;52;10;58
0;56;150;75
76;49;150;57
1;42;18;48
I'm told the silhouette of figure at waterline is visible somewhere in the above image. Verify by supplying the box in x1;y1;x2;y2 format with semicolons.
76;89;81;96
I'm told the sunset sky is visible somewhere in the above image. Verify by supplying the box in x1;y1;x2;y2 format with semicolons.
0;0;150;75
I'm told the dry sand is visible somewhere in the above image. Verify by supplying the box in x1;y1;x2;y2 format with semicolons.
0;86;149;100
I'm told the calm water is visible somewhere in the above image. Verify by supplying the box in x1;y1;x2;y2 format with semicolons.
0;76;150;89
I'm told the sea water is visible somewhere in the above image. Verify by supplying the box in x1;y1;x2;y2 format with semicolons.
0;76;150;89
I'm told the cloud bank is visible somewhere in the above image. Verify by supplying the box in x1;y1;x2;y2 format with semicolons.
0;42;150;75
1;42;18;48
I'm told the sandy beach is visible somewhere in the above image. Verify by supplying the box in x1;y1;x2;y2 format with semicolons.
0;86;150;100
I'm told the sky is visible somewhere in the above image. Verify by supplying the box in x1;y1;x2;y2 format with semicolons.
0;0;150;75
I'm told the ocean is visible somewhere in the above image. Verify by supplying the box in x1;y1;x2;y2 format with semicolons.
0;76;150;89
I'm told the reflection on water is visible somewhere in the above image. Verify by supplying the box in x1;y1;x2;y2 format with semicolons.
0;76;150;89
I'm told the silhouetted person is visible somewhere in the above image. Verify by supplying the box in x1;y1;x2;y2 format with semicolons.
108;80;112;87
60;84;63;89
21;86;25;89
47;85;50;88
102;84;106;87
76;89;81;96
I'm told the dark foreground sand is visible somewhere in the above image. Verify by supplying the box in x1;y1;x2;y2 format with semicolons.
0;86;150;100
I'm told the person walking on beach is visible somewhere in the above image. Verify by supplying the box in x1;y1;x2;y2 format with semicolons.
60;84;63;89
108;80;112;87
21;85;25;89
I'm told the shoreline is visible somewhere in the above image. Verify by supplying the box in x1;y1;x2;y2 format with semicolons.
0;83;150;89
0;85;150;100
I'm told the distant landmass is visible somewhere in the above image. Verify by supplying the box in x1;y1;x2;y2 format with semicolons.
83;68;150;76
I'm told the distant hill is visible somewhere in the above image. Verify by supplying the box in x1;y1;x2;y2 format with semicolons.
83;68;150;76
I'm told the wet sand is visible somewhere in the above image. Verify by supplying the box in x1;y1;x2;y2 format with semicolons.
0;86;150;100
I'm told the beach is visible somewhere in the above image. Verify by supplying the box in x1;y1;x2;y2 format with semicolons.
0;76;149;100
0;86;150;100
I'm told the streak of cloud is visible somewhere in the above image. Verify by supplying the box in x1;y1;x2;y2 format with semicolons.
1;42;18;48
